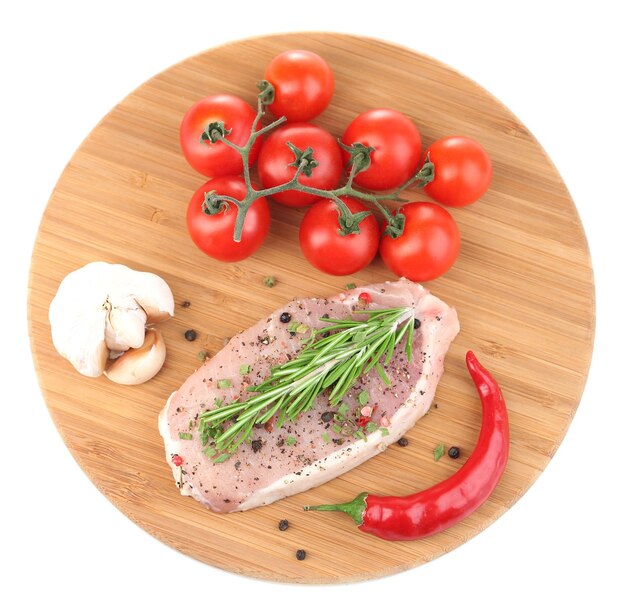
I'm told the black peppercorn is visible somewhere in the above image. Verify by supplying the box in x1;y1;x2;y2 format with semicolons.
414;318;421;329
280;312;292;323
181;300;191;308
295;549;306;560
448;446;461;459
278;519;289;531
251;439;263;453
184;329;197;341
397;437;409;447
321;411;334;423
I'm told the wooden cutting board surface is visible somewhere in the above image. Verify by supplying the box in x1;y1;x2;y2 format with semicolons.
27;33;594;584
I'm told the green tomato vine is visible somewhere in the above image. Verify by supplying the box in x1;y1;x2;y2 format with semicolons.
201;80;435;242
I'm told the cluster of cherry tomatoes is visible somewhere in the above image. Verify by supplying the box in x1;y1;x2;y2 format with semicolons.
180;49;492;281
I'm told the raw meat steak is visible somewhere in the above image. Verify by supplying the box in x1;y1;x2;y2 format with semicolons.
159;279;459;512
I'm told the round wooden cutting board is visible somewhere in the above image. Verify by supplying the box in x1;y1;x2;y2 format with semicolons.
27;33;594;584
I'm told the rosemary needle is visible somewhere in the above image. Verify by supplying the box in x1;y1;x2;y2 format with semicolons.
199;306;415;458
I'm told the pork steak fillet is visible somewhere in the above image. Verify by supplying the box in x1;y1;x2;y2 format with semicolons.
159;279;459;512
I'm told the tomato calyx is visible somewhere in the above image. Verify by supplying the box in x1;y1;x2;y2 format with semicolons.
413;155;435;188
257;79;276;105
200;120;232;145
286;142;320;178
202;190;230;215
337;206;372;237
339;141;374;175
382;211;406;239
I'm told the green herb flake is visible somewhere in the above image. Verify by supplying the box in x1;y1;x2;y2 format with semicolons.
197;350;208;362
217;379;232;389
214;397;223;408
321;433;331;444
358;391;370;405
337;402;350;418
178;432;193;440
285;435;297;446
296;323;310;335
239;364;251;375
345;283;357;290
379;427;390;437
263;276;276;288
354;428;365;441
332;424;343;434
366;420;378;433
213;453;231;464
203;445;217;458
434;442;446;462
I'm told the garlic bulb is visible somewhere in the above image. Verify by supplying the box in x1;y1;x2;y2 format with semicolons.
48;262;174;380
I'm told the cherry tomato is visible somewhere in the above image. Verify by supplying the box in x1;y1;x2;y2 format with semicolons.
423;136;492;207
341;109;422;191
257;122;343;207
380;202;460;282
186;176;270;262
264;50;334;122
180;94;261;178
299;197;380;275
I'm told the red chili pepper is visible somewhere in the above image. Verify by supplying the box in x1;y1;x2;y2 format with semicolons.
171;454;183;467
304;350;509;541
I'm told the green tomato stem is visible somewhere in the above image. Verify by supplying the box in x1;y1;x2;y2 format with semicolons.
204;81;436;242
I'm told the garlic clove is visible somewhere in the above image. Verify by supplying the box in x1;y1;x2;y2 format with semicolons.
104;328;166;385
123;268;175;325
104;300;148;353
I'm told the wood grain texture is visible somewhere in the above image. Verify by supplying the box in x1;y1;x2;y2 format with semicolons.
27;33;594;583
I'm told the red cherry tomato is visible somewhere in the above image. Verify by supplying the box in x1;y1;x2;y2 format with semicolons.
186;176;270;262
180;94;261;178
257;122;343;207
423;136;492;207
264;50;334;122
299;198;380;275
380;202;460;282
341;109;422;191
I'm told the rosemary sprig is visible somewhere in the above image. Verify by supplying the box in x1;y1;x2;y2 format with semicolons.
199;306;415;458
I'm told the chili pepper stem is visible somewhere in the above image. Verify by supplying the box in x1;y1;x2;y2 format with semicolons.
303;491;368;526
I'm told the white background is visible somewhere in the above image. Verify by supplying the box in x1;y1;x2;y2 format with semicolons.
2;1;624;613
